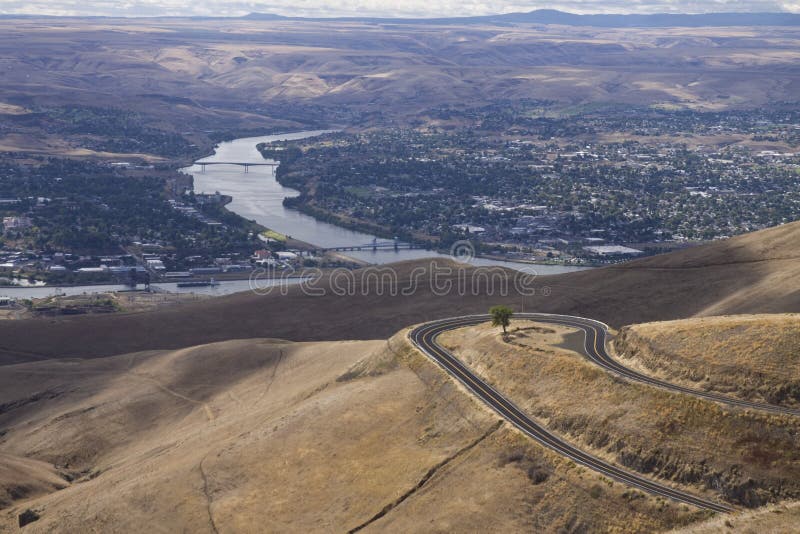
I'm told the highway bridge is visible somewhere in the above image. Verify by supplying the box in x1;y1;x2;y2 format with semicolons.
319;239;422;253
197;161;279;173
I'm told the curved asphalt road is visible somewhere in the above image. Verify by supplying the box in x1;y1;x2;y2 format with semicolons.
410;314;736;513
512;313;798;417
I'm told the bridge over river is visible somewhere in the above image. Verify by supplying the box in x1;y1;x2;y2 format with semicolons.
318;239;422;253
198;162;278;173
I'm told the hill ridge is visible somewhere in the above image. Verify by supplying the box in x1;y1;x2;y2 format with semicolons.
242;9;800;27
0;221;799;360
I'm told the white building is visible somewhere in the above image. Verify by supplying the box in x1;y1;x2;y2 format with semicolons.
275;251;298;261
77;267;108;273
2;216;33;231
146;259;166;270
583;245;644;257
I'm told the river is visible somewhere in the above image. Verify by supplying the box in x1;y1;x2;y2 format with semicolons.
3;132;586;299
0;278;299;299
188;131;588;273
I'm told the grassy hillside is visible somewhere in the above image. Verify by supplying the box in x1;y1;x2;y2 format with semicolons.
0;333;704;532
439;321;800;508
2;220;800;362
614;314;800;408
0;454;66;510
671;501;800;533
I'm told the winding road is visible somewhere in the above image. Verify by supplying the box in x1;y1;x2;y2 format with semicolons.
441;313;800;417
409;313;744;513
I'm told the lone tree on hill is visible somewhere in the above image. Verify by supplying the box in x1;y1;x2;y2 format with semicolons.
490;305;514;334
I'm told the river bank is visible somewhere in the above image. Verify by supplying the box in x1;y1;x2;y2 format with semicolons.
0;277;303;299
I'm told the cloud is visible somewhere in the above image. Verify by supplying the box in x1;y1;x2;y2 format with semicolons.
0;0;797;18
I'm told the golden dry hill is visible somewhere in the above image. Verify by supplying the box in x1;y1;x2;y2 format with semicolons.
614;314;800;409
670;501;800;534
0;333;705;532
438;320;800;509
2;223;800;530
3;316;800;531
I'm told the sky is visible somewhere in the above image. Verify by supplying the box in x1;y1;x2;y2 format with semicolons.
0;0;798;18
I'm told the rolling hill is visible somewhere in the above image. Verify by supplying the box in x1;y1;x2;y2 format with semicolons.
1;221;800;531
0;332;704;532
438;319;800;508
614;314;800;408
1;15;799;131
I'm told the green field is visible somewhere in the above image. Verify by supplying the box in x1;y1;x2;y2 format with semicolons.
261;229;287;242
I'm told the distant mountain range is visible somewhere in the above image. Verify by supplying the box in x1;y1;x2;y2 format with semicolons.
243;9;800;27
2;9;798;26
